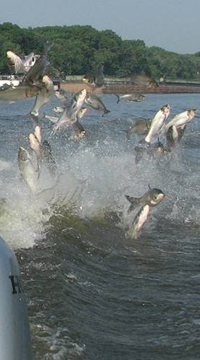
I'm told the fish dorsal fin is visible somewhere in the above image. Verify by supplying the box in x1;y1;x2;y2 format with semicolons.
125;195;140;214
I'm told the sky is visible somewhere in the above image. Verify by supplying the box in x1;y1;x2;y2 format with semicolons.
1;0;200;54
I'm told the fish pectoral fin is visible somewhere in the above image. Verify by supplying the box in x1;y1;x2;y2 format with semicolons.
125;195;139;213
115;94;120;103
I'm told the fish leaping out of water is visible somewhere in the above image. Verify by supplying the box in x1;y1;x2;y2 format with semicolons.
125;187;165;239
144;104;170;145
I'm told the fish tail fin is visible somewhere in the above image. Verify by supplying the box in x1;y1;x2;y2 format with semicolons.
115;95;120;103
102;109;110;117
125;195;140;213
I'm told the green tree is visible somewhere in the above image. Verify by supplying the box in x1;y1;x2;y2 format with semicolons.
0;22;200;80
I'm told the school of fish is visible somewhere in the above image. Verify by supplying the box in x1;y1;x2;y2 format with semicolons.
0;43;198;239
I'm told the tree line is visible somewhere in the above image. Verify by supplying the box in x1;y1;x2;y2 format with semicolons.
0;22;200;81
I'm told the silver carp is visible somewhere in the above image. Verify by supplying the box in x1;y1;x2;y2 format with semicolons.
51;89;87;135
82;65;104;88
129;73;159;89
166;124;186;148
165;109;197;132
6;51;37;74
22;41;52;87
85;93;110;116
28;126;57;177
125;187;165;239
116;93;145;103
30;75;54;117
144;104;170;144
18;146;39;193
0;42;52;102
126;118;152;139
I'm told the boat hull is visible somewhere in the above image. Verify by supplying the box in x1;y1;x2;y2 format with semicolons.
0;236;32;360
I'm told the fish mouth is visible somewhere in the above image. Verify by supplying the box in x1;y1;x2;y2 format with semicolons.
161;104;170;113
189;109;197;116
82;76;89;83
78;132;85;138
150;192;165;206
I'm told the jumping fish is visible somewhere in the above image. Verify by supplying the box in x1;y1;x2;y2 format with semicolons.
144;104;170;144
6;51;37;74
166;124;186;148
29;126;57;177
51;89;87;134
116;93;145;103
82;65;104;88
85;93;110;116
18;146;39;193
165;109;197;132
22;41;52;87
129;73;159;89
125;187;165;239
0;42;52;101
126;118;152;139
30;75;54;117
44;107;88;124
125;187;165;214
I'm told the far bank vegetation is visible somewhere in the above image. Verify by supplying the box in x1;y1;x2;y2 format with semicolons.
1;22;200;81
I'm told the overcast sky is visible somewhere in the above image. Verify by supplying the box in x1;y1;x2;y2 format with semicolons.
1;0;200;54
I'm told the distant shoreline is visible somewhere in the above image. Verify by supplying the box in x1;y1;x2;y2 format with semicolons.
61;77;200;94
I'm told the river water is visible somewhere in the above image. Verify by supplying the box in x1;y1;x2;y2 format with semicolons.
0;92;199;359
